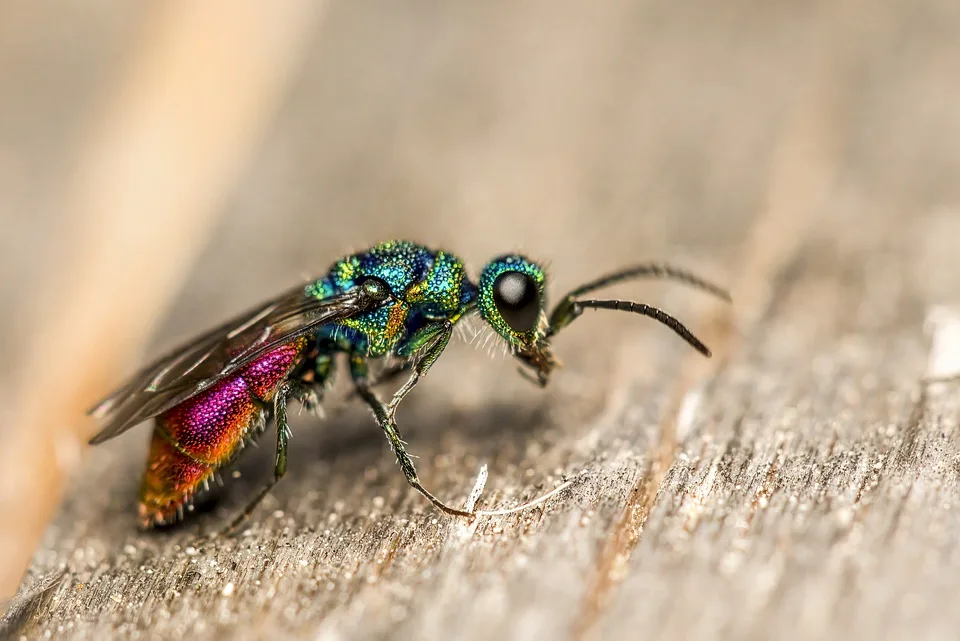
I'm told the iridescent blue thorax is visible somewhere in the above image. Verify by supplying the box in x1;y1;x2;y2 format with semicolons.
306;240;478;357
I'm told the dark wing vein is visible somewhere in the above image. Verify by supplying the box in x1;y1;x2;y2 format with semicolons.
88;284;380;444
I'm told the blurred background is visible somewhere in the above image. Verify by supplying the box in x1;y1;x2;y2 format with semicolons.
1;0;959;633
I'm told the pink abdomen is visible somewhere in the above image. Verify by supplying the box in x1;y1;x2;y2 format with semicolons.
139;338;306;526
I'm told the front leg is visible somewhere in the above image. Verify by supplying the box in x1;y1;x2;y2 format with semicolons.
349;351;473;518
389;321;453;414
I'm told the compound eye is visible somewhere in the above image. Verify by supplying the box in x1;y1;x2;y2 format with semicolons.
493;271;540;333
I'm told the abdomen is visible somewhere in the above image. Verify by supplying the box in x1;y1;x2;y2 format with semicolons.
138;338;307;526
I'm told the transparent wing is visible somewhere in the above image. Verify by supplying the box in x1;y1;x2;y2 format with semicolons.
88;283;383;443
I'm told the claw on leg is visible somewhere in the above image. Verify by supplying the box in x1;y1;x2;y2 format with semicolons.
349;339;580;522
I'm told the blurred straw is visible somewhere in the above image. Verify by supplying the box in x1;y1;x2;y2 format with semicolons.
0;1;325;600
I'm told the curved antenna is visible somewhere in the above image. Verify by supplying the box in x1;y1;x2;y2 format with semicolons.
562;262;731;303
547;263;729;337
563;298;712;357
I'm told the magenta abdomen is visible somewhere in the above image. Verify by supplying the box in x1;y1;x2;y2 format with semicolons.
138;338;307;525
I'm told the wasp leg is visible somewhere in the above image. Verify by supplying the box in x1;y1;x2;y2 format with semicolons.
220;379;315;536
291;344;335;417
388;321;453;415
309;349;337;405
350;342;473;518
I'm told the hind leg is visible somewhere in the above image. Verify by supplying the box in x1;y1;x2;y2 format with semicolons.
220;379;317;536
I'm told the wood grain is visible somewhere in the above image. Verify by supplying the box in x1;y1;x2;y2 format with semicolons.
3;1;960;640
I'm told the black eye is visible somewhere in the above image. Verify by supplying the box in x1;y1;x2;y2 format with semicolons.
493;271;540;332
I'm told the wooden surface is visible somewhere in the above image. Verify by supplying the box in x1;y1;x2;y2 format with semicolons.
3;2;960;640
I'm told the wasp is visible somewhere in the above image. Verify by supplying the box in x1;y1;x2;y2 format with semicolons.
89;240;729;529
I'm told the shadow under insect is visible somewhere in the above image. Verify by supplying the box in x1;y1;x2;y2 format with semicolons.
187;388;556;529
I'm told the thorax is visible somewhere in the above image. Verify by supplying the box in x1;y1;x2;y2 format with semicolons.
309;241;478;357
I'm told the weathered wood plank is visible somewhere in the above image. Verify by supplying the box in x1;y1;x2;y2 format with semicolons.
3;1;960;640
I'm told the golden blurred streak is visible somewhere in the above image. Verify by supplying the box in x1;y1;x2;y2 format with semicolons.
0;1;324;600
